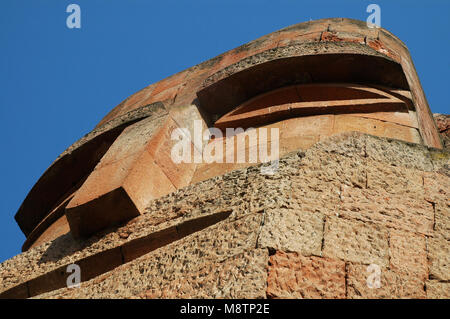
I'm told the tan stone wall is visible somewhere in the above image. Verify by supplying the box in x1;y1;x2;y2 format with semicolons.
1;132;448;299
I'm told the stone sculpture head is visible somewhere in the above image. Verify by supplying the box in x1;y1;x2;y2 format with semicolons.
15;18;442;251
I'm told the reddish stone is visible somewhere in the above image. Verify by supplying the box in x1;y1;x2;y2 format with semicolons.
320;31;364;44
367;39;401;62
267;251;346;299
66;117;180;238
276;31;322;47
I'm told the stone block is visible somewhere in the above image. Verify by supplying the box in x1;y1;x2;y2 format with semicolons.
328;18;379;38
258;208;324;256
435;202;450;241
320;31;365;44
32;213;263;298
427;236;450;281
267;251;345;299
97;114;167;168
347;263;425;298
425;281;450;299
323;216;389;267
66;116;182;238
365;134;434;171
339;186;434;236
145;249;268;299
333;115;421;144
366;159;424;194
389;230;427;280
276;31;322;47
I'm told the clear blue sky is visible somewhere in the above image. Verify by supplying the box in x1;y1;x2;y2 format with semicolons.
0;0;449;263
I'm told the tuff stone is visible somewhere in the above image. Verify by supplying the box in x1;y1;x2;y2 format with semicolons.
257;208;324;256
266;251;346;299
347;263;426;299
323;216;390;267
425;281;450;299
389;230;428;280
427;236;450;281
2;18;448;299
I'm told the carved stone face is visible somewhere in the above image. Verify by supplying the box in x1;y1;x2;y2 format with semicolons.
15;18;442;251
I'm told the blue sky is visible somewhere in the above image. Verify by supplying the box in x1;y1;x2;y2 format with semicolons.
0;0;449;263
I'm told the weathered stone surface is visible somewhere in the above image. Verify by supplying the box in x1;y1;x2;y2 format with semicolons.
434;113;450;149
142;249;268;299
366;159;424;194
289;135;366;218
320;31;365;44
339;186;434;235
28;247;123;297
333;115;421;144
347;263;426;299
327;18;379;38
66;114;178;238
96;114;167;168
423;171;449;203
346;110;418;128
323;216;389;267
425;280;450;299
258;209;323;256
423;171;450;243
389;230;427;280
1;148;291;295
435;202;450;241
400;48;442;148
276;31;322;47
267;251;345;299
427;236;450;281
146;116;199;189
33;214;265;299
2;131;449;299
430;150;450;176
365;134;434;171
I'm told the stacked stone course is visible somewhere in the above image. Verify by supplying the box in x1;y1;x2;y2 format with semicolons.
1;132;448;298
1;18;448;299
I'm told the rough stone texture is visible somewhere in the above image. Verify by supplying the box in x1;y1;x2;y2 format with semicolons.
389;230;428;280
365;135;435;171
427;236;450;281
267;251;346;299
424;171;450;240
434;202;450;241
347;263;426;299
323;216;390;267
1;132;449;299
257;208;324;256
425;281;450;299
34;214;267;299
434;113;450;149
339;186;434;236
140;249;268;299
